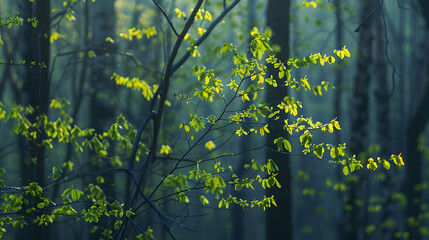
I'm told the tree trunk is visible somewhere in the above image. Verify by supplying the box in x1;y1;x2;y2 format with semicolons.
265;1;292;240
403;2;429;239
372;9;396;240
233;1;258;239
89;0;116;132
88;0;117;237
334;0;343;145
20;0;50;186
17;0;51;239
404;55;429;240
343;0;374;239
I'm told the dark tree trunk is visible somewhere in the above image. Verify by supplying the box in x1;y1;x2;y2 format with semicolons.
334;0;343;145
404;59;429;240
403;2;429;239
343;0;374;239
233;1;257;239
372;9;396;240
17;0;51;239
20;0;50;186
89;0;116;132
265;1;292;240
87;0;117;238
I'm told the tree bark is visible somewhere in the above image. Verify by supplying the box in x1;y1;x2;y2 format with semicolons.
403;2;429;239
372;9;396;240
343;0;374;239
17;0;51;239
88;0;117;238
233;1;258;239
334;0;343;145
265;1;292;240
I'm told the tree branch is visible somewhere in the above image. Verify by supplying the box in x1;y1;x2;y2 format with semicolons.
151;0;180;37
172;0;241;73
354;0;383;32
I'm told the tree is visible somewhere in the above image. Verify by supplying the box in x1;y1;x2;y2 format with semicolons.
87;0;118;238
265;0;292;240
233;1;258;239
372;7;396;240
333;0;344;145
404;1;429;239
342;0;375;239
16;1;51;239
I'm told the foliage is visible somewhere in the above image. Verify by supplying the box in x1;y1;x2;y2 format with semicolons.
0;0;404;239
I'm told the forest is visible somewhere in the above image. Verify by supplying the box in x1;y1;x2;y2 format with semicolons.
0;0;427;239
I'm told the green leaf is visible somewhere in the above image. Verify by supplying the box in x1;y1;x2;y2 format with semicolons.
314;146;324;158
126;210;135;218
278;70;285;79
286;69;291;81
392;154;404;166
13;221;24;228
90;226;98;233
330;147;337;159
328;123;334;133
313;86;322;96
205;140;216;151
343;166;349;176
96;176;105;184
199;195;209;205
88;50;96;58
274;137;283;151
300;77;310;89
366;158;378;170
84;212;95;223
71;189;82;201
75;145;83;154
334;121;341;130
283;139;292;152
61;188;71;198
383;160;391;170
105;37;115;44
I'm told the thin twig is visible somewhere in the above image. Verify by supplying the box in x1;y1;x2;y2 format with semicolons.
151;0;180;37
354;0;384;32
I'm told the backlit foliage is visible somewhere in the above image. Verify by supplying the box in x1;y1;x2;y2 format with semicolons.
0;1;403;239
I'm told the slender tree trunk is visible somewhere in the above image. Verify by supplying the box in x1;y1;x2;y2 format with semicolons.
333;4;348;239
20;0;50;186
403;2;429;239
334;0;343;145
89;0;116;133
17;0;51;239
404;51;429;240
89;0;116;192
343;0;374;239
88;0;117;238
233;1;257;239
0;28;20;99
372;9;395;240
265;1;292;240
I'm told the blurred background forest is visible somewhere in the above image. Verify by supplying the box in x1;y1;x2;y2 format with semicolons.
0;0;428;239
